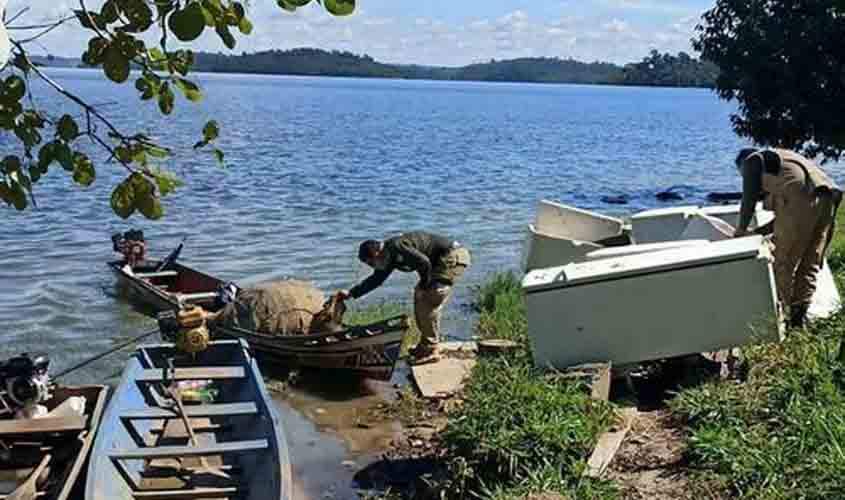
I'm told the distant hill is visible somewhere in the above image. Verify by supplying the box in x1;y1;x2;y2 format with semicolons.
37;47;718;88
30;55;82;68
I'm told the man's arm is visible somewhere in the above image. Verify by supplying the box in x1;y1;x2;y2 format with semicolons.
349;268;393;299
736;155;764;236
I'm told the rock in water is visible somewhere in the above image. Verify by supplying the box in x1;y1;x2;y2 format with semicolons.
213;280;338;336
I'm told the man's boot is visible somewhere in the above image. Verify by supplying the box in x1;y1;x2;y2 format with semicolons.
789;304;809;329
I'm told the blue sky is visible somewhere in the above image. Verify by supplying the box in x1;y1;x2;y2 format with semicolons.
14;0;716;66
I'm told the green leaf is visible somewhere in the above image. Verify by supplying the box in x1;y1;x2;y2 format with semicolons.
100;0;120;23
215;23;236;49
11;54;31;74
14;126;42;150
55;142;74;171
29;164;42;184
202;120;220;142
37;143;56;170
135;77;155;100
22;111;46;129
238;17;253;35
10;170;32;194
169;50;194;76
82;37;110;66
213;148;225;166
72;152;96;186
2;155;21;174
158;83;175;115
154;0;176;18
115;145;133;163
174;78;203;102
0;182;12;207
4;76;26;102
120;0;154;31
323;0;355;16
137;194;164;219
152;169;183;196
110;179;136;219
8;180;27;210
169;2;206;42
286;0;313;6
103;44;131;83
231;2;246;20
145;144;170;159
276;0;297;12
57;115;80;141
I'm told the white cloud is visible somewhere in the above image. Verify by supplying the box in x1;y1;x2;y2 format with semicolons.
603;18;630;33
4;0;708;67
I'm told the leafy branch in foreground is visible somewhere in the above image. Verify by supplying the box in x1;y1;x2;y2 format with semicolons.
0;0;354;219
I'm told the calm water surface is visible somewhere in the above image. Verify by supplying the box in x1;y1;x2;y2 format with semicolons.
2;70;843;498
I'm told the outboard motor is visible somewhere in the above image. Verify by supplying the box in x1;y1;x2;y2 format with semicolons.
112;229;146;267
0;354;51;412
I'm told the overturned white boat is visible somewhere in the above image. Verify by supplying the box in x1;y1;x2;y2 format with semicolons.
524;236;782;369
521;200;841;370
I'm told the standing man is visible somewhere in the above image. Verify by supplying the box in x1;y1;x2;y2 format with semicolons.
734;148;841;328
338;231;471;364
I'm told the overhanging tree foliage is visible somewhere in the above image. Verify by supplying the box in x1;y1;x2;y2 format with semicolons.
0;0;354;218
694;1;845;161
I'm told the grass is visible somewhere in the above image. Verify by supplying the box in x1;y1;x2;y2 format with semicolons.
428;272;617;500
667;206;845;499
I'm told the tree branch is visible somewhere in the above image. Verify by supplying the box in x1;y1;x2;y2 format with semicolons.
7;15;75;31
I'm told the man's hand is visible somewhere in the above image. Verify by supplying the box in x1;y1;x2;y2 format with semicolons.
336;289;352;302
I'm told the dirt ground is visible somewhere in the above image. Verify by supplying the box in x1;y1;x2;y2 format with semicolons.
606;410;693;500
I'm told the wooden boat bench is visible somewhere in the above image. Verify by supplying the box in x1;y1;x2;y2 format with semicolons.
173;292;218;303
134;271;179;280
120;402;257;448
108;439;268;494
0;415;87;436
135;367;245;384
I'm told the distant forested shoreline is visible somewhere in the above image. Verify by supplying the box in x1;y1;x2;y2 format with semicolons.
33;48;719;88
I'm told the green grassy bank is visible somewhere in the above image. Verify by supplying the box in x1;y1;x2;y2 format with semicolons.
668;210;845;499
374;210;845;499
423;272;617;499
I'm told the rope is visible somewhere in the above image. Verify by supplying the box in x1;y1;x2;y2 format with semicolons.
53;327;160;380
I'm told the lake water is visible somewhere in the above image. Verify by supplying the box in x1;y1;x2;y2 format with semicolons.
2;69;842;498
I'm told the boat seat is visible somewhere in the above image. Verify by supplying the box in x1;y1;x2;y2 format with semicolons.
135;271;179;279
132;486;242;499
0;415;87;435
109;439;268;460
120;402;257;421
135;367;245;383
175;292;218;302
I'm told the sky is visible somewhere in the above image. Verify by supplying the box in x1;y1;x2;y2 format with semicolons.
9;0;716;67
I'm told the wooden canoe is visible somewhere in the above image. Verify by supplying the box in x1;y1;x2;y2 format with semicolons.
86;339;292;500
0;384;108;500
109;259;409;380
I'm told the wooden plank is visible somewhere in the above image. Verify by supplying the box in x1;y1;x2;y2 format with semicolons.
583;407;638;478
121;403;256;420
0;416;86;436
109;439;267;460
175;292;218;302
561;362;612;401
135;367;245;383
133;487;240;499
135;271;179;279
412;358;476;399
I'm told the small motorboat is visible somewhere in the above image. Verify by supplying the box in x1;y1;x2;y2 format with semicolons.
107;231;410;381
0;354;108;500
86;339;292;500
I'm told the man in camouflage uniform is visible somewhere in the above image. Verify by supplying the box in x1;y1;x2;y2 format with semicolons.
339;231;472;364
734;148;841;328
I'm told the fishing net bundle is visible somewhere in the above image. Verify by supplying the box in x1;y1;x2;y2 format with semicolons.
211;280;345;336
